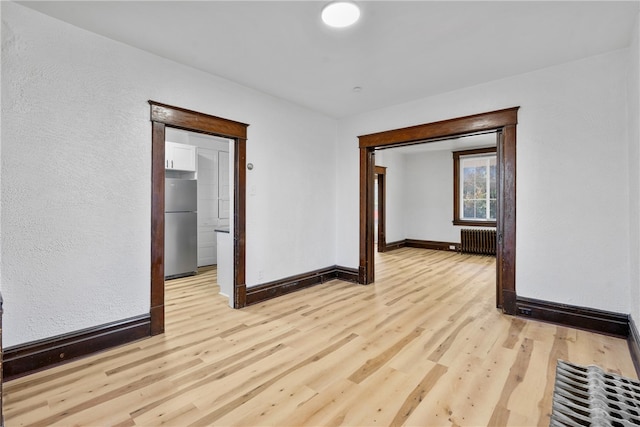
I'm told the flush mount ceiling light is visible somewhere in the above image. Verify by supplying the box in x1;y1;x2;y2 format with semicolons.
321;2;360;28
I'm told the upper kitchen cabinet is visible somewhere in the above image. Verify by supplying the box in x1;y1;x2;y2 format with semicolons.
165;141;196;171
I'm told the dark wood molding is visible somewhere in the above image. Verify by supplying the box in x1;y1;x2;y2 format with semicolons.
150;121;166;335
499;125;517;314
405;239;459;252
149;101;249;326
516;297;629;338
375;166;386;252
335;265;359;283
246;266;359;306
384;240;406;251
150;101;248;140
628;316;640;378
4;315;150;381
453;220;497;227
452;147;497;227
374;166;387;174
359;148;375;284
233;137;248;308
358;107;519;148
383;239;459;252
358;107;519;315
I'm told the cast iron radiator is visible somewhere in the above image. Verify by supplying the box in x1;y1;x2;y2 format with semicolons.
460;229;496;255
550;359;640;426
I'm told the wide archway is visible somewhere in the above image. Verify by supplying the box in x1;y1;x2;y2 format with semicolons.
358;107;519;314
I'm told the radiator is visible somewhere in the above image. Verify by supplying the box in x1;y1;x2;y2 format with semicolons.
550;360;640;426
460;229;496;255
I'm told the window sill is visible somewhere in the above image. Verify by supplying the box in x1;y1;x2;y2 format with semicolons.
453;220;497;227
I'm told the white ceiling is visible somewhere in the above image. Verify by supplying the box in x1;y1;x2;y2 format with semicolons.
19;1;640;118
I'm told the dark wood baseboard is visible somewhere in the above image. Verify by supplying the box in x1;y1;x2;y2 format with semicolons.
384;239;459;252
628;316;640;378
405;239;459;252
516;296;629;338
246;265;359;306
4;314;150;381
335;265;359;283
384;240;406;251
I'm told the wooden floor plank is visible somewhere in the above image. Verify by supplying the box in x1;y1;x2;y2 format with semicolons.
5;249;637;426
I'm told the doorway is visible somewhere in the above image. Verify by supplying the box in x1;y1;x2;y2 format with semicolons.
149;101;249;336
164;128;232;268
358;107;519;314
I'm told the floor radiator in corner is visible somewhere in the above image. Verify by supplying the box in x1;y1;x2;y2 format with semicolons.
550;360;640;426
460;229;496;255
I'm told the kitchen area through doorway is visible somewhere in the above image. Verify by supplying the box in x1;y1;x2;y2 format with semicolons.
164;128;234;305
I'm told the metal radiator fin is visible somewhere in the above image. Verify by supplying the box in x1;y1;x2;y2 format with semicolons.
550;360;640;426
460;229;496;255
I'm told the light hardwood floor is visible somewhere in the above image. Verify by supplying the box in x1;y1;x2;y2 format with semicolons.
5;248;637;426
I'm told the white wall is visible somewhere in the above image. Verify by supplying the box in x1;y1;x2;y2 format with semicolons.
1;2;337;347
629;11;640;326
378;148;496;245
375;150;405;243
403;150;458;243
337;48;631;313
0;0;3;296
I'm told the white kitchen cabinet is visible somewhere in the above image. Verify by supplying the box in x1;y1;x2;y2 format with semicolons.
165;141;196;171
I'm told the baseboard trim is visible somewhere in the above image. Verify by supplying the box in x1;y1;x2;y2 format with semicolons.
516;296;629;338
628;316;640;378
405;239;459;252
384;239;459;252
335;265;359;283
246;265;359;306
384;240;406;251
4;314;150;381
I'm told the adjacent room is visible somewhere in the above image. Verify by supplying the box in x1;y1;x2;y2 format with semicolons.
3;1;640;425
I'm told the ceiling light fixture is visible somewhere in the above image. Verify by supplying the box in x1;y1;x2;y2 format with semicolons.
321;2;360;28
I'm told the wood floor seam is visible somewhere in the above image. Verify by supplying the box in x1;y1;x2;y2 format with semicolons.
5;250;636;426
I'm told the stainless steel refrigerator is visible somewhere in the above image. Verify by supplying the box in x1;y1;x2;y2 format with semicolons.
165;178;197;279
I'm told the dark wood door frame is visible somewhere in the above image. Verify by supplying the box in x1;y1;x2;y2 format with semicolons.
149;101;250;335
374;166;386;252
358;107;519;314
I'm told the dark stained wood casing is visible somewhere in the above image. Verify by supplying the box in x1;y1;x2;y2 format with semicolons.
149;101;249;328
628;317;640;378
150;102;248;139
358;107;519;315
359;108;519;148
452;146;497;227
375;166;387;253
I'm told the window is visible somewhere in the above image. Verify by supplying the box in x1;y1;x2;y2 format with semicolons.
453;147;497;226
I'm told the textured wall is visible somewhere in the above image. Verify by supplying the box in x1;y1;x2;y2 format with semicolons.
336;49;632;313
629;12;640;326
1;3;337;347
